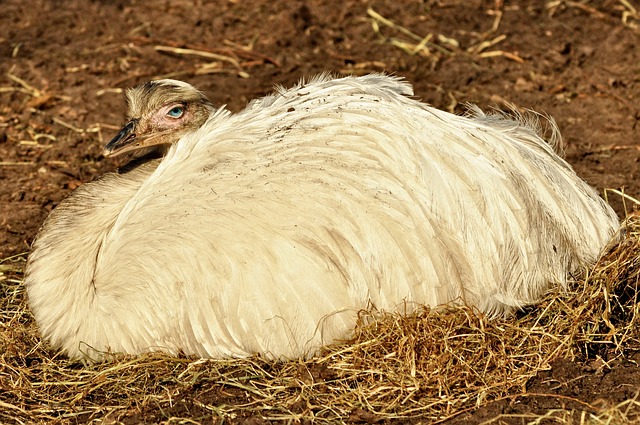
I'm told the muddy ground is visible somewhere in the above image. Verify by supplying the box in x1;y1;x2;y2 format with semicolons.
1;0;639;423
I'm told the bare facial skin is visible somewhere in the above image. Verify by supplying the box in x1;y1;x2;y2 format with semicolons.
103;80;214;158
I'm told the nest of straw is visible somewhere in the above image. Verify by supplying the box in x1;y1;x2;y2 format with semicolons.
1;215;639;424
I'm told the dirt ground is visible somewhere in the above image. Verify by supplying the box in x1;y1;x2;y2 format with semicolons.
1;0;639;423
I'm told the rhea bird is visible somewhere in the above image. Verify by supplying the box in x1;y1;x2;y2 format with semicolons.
25;74;619;361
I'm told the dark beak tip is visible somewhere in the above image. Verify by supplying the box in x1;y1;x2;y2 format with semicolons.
103;119;138;157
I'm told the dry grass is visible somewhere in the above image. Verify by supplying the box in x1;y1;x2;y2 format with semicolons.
365;6;525;67
1;213;640;424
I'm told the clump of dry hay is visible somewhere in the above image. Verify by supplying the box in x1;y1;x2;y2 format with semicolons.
1;215;639;424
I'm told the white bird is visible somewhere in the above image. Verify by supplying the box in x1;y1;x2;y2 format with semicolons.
25;74;619;361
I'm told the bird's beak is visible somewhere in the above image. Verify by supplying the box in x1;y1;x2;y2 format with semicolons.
103;119;139;158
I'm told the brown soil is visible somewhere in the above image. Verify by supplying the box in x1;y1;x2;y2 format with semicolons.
1;0;639;423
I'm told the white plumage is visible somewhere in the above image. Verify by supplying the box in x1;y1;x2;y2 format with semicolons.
25;74;619;361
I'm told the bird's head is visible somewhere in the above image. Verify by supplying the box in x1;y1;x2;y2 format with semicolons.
103;79;214;158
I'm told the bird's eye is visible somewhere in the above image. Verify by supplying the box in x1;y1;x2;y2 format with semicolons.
167;106;184;118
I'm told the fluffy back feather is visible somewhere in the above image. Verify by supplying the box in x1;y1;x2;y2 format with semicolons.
25;74;619;360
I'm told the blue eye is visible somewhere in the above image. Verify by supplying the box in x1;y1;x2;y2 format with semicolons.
167;106;184;118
